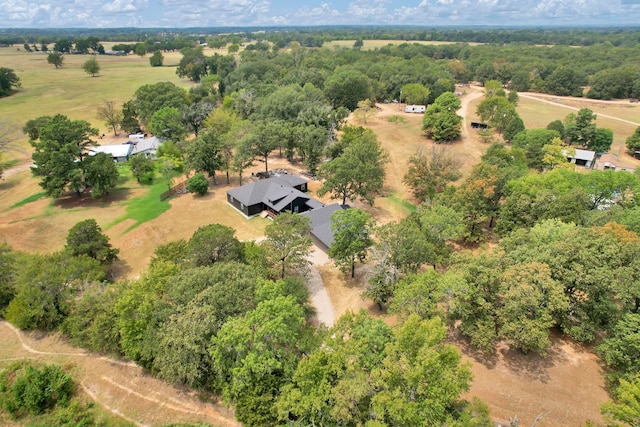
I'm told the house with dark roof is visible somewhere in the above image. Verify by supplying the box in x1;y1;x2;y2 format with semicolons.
301;203;347;251
227;176;323;217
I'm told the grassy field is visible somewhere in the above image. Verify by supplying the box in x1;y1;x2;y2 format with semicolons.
324;39;483;50
0;46;192;161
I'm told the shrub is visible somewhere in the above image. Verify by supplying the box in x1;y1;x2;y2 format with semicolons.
187;173;209;196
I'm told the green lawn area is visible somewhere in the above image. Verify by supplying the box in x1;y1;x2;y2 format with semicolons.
107;179;172;234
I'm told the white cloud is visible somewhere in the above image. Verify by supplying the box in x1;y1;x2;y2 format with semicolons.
0;0;639;27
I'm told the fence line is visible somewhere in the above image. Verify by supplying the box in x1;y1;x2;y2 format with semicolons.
160;180;188;200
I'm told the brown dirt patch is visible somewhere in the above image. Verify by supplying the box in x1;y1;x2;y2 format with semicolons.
455;331;608;427
0;321;239;427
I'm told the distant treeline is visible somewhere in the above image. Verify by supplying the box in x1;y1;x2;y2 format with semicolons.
2;26;640;47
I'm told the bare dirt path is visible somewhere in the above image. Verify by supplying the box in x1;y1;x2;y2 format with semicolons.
1;161;31;178
0;321;240;427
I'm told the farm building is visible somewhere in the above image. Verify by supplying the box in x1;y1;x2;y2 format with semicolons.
227;176;323;218
405;105;426;113
89;144;133;162
565;148;596;168
301;203;347;251
130;136;163;158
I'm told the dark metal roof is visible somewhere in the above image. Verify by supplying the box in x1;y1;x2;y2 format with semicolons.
227;176;311;211
301;203;346;249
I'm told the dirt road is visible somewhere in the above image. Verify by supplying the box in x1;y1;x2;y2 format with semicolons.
0;321;240;427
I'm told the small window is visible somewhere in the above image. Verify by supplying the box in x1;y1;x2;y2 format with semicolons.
294;205;299;213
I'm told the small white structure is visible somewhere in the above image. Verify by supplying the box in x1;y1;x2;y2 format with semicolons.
89;144;133;162
129;133;146;143
564;148;596;168
405;104;426;113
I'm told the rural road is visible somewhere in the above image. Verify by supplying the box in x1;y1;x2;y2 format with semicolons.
306;245;336;327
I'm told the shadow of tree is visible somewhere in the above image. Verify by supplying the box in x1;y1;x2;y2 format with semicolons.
52;188;133;209
497;337;566;384
447;327;499;369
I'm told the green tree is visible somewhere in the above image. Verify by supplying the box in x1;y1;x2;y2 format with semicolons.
512;128;561;170
389;271;447;320
149;106;187;142
187;173;209;196
127;154;155;183
96;100;122;136
0;243;16;312
133;82;188;126
598;313;640;383
30;114;98;197
149;50;164;67
4;252;104;330
503;115;525;143
544;66;586;97
403;146;461;202
61;282;123;354
153;267;261;388
181;101;214;137
369;316;472;426
82;57;100;77
542;137;574;170
22;115;51;141
592;127;614;153
185;128;224;184
232;131;256;185
210;295;309;426
65;218;118;264
251;120;285;172
176;46;207;82
0;67;21;96
422;92;462;143
401;83;430;105
264;212;312;279
547;119;566;140
317;127;388;206
475;95;519;137
353;99;378;124
418;202;465;268
120;100;140;134
498;262;568;355
46;52;64;68
601;377;640;427
187;224;244;267
626;126;640;153
294;124;328;175
277;311;394;426
329;208;374;278
324;68;372;111
84;152;119;198
565;108;597;147
450;253;503;353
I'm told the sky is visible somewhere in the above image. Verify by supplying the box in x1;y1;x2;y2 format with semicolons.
1;0;640;28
